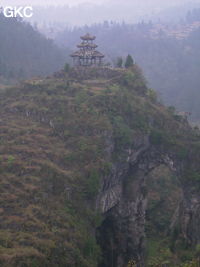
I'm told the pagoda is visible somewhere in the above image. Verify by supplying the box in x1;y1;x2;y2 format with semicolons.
70;33;104;67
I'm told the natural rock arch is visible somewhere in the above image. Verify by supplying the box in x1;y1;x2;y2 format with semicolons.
96;135;185;267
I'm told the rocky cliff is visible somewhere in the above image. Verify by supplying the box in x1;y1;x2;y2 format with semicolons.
0;66;200;267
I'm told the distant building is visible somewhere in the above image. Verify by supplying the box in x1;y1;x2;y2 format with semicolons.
70;33;104;67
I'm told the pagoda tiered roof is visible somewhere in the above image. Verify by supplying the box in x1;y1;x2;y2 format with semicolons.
70;50;104;58
77;43;98;49
80;33;96;40
70;33;104;66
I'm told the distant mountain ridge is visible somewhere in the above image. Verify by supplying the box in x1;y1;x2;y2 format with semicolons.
55;15;200;122
0;14;66;83
22;0;200;28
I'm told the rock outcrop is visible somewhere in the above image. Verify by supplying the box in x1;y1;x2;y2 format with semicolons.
0;67;200;267
96;133;183;266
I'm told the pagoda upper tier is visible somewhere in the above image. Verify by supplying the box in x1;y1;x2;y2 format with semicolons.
70;33;104;67
80;33;96;41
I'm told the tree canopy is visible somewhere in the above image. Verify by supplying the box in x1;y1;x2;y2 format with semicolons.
125;54;134;68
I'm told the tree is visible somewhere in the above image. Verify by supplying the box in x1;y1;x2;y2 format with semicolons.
64;63;70;73
116;57;123;68
125;54;134;68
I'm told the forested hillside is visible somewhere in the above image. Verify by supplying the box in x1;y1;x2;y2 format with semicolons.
0;13;67;83
55;11;200;121
0;65;200;267
1;2;200;267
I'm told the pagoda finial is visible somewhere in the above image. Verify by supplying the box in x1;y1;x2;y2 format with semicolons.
80;33;96;41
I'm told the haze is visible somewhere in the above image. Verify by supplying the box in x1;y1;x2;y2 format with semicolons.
2;0;200;26
1;0;106;6
1;0;200;7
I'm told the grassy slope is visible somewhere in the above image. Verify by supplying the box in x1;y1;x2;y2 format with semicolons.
0;67;200;266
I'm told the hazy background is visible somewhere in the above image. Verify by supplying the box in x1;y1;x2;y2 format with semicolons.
2;0;200;26
1;0;200;122
1;0;200;6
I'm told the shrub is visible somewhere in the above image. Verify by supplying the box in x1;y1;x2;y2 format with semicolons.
122;71;136;87
84;170;100;199
113;116;132;147
64;63;70;73
177;147;188;160
147;89;157;103
189;171;200;182
81;235;102;266
150;129;165;145
125;54;134;68
116;57;123;68
168;106;176;114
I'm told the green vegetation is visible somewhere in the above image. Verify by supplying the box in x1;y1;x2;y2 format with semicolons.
147;89;158;103
0;66;200;266
0;13;66;82
64;63;71;73
125;54;134;68
84;170;100;199
56;19;200;122
116;57;123;68
146;166;182;266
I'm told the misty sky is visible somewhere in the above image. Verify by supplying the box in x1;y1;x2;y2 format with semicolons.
1;0;106;6
2;0;200;26
1;0;200;6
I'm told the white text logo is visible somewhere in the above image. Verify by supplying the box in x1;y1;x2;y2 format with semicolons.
3;6;33;18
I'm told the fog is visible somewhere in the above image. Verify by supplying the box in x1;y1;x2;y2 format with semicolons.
1;0;200;6
1;0;198;27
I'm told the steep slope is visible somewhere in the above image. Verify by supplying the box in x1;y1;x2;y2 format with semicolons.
0;66;200;267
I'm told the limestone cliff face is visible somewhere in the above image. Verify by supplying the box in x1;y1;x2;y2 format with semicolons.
94;110;200;267
168;144;200;256
96;135;150;267
96;133;179;267
0;67;200;267
172;183;200;247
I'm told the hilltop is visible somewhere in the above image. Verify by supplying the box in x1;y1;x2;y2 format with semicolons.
55;17;200;122
0;66;200;266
